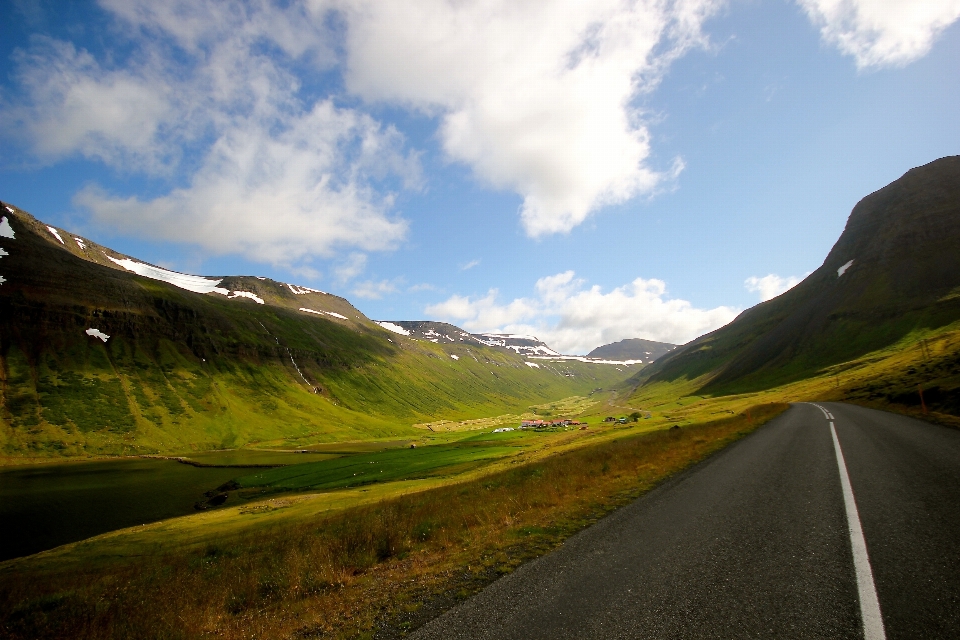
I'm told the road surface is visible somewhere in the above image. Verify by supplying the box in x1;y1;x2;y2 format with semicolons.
411;402;960;639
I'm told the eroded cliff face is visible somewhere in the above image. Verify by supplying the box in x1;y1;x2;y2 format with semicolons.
634;156;960;396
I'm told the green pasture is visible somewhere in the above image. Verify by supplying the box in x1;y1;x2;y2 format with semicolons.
237;443;521;491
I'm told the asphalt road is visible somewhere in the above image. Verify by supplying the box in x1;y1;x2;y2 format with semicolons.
411;403;960;639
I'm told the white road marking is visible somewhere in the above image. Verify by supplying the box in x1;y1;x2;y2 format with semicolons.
810;402;831;418
830;421;886;640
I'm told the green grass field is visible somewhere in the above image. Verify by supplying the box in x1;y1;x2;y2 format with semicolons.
237;443;522;491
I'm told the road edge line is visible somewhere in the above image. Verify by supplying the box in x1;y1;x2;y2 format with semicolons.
830;421;886;640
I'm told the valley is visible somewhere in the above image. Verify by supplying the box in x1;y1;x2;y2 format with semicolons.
1;157;959;639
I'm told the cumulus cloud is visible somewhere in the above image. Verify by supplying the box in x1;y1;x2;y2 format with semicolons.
5;0;725;258
8;0;418;266
744;273;807;302
8;37;178;173
334;252;368;283
340;0;720;236
426;270;737;354
352;279;400;300
798;0;960;68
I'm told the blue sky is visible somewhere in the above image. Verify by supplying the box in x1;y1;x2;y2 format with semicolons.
1;0;958;353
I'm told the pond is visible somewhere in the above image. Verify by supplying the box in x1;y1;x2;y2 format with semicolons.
0;458;245;562
0;441;414;562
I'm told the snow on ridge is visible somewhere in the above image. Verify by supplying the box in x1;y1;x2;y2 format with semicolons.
528;355;646;365
0;217;14;239
0;248;8;258
228;291;264;304
450;354;460;360
106;255;227;294
504;344;560;356
837;259;854;277
4;206;13;213
0;276;5;285
74;237;86;250
376;321;411;336
85;328;110;342
46;226;64;244
481;333;541;342
525;362;540;368
300;308;348;320
288;283;327;295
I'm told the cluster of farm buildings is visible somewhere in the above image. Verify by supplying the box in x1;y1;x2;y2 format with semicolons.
519;419;583;428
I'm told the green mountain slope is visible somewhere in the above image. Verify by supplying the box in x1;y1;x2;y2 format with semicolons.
0;205;640;459
628;156;960;400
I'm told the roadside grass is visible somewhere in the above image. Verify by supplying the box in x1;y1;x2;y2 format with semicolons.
0;403;788;639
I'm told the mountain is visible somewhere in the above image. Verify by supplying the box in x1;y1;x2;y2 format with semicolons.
378;321;561;357
586;339;676;363
631;156;960;403
0;204;642;459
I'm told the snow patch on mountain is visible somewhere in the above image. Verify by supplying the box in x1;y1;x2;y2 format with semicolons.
481;333;540;342
46;226;64;244
288;284;326;295
529;355;645;365
0;217;14;239
74;237;86;250
85;328;110;342
228;291;264;304
0;248;8;258
377;321;411;336
838;259;854;277
450;354;459;360
300;308;348;320
106;255;227;294
524;362;540;368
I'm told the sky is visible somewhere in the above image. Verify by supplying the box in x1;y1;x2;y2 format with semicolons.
1;0;958;354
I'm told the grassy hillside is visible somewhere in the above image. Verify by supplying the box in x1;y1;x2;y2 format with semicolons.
627;156;960;406
0;204;639;459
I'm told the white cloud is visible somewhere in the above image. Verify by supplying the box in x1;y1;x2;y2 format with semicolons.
8;1;418;266
353;279;400;300
74;100;410;264
744;273;807;302
460;259;480;271
9;37;177;173
798;0;960;68
426;270;738;354
340;0;721;236
335;252;368;282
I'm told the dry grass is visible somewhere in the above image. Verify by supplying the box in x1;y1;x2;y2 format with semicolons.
0;403;788;639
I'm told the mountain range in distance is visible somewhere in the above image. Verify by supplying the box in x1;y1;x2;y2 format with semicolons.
375;321;675;364
586;339;677;362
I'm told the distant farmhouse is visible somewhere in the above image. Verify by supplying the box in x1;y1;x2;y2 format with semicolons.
520;419;582;429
